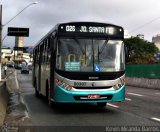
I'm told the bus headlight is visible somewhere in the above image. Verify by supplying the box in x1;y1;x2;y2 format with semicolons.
113;79;125;90
113;83;122;90
55;79;73;91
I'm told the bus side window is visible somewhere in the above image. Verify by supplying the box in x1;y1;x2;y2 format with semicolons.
51;32;56;50
41;42;44;64
35;49;37;64
40;44;44;64
33;50;35;63
36;47;39;64
47;39;51;64
44;39;48;64
45;40;47;64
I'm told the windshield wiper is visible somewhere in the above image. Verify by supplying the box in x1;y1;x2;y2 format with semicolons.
74;38;85;54
98;39;109;55
97;39;109;64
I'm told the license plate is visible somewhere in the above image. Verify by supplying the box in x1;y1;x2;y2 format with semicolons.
88;94;100;99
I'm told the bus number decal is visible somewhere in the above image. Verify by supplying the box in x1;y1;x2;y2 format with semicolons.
66;25;75;32
74;82;86;87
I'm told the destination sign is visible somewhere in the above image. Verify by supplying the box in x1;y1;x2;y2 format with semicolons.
58;24;123;36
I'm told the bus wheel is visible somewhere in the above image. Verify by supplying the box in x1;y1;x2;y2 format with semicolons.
46;81;53;107
48;97;58;108
48;100;55;107
97;103;106;107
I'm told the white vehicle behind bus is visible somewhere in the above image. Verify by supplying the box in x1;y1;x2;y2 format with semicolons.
21;62;29;74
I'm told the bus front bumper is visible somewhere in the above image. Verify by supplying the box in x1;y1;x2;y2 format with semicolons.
54;85;125;103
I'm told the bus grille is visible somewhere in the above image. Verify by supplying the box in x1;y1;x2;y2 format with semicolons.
73;86;112;90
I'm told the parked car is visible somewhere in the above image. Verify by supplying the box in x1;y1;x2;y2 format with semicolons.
14;61;22;69
14;60;26;69
21;62;29;74
14;63;22;69
6;61;14;68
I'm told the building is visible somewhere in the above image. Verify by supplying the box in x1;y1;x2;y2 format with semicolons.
1;42;33;64
124;30;131;39
15;37;24;58
15;37;24;47
152;34;160;51
1;46;13;63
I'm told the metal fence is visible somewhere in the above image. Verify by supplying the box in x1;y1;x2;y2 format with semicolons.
126;64;160;78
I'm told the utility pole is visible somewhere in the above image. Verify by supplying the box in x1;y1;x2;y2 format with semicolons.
0;5;2;81
0;2;38;81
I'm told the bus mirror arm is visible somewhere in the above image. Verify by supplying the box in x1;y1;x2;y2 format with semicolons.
124;46;129;59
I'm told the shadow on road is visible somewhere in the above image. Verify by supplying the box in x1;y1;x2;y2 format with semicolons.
52;103;116;114
24;93;118;115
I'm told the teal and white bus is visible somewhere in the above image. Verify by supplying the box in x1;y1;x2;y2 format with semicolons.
32;22;125;107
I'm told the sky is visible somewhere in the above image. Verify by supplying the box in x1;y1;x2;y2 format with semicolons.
1;0;160;47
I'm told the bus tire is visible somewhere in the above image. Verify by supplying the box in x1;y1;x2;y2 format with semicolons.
48;100;54;108
35;90;40;97
46;80;53;107
49;101;59;108
97;102;106;107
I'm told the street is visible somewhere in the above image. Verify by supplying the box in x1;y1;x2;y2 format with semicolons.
16;70;160;129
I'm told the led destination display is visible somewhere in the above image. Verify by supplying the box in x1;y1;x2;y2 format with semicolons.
58;23;124;37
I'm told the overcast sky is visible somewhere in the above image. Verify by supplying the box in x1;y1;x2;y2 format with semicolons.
1;0;160;47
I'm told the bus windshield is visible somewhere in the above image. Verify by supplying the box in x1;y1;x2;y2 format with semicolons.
56;38;125;72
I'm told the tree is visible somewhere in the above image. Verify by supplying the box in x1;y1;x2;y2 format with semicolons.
124;37;159;64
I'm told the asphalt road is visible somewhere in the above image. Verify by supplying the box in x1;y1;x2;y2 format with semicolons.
17;70;160;131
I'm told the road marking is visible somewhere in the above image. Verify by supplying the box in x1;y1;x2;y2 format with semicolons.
127;92;143;97
107;103;119;108
125;98;132;101
151;117;160;122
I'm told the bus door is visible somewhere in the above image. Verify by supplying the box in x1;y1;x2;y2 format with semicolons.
50;34;56;99
38;44;43;92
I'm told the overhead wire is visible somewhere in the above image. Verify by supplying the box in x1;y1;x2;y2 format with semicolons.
130;16;160;33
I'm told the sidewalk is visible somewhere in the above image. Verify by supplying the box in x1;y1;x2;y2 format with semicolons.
0;68;30;131
0;68;11;126
2;69;30;131
0;82;7;126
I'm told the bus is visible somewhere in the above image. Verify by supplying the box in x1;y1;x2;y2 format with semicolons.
32;22;125;107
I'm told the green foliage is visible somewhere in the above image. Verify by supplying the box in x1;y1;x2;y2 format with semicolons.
124;37;159;64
